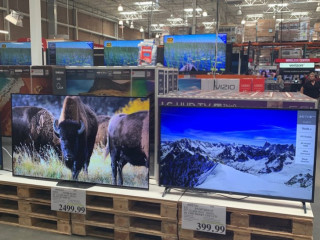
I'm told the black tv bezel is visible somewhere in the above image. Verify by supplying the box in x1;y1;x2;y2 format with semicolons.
47;41;94;67
163;33;227;74
11;93;151;190
158;105;318;203
103;40;143;67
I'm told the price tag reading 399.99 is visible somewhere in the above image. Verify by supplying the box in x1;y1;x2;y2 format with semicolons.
182;202;226;235
51;187;86;214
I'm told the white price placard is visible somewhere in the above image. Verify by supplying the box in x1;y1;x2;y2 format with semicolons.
51;187;86;214
182;202;226;235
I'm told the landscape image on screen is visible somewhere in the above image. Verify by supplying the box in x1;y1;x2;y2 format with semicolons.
160;107;317;201
12;94;150;189
0;71;30;136
48;42;94;66
104;40;142;66
66;74;131;96
178;79;201;92
164;34;227;72
0;42;31;65
132;79;155;97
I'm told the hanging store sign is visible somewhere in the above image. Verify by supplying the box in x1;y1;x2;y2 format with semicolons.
276;58;320;63
280;63;315;68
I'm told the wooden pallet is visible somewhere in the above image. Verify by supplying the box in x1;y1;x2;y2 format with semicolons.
178;203;313;240
71;193;178;239
0;181;71;235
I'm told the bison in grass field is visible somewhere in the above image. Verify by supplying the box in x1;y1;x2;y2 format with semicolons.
95;115;110;148
106;111;149;185
12;106;60;154
53;96;98;180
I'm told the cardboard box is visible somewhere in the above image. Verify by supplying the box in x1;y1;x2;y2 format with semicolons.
252;78;265;92
257;36;274;42
314;23;320;32
239;78;252;92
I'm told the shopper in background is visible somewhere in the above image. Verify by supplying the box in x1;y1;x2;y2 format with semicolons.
260;70;267;78
277;75;284;92
300;72;320;99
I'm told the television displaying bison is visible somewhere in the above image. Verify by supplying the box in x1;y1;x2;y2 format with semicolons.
11;94;150;189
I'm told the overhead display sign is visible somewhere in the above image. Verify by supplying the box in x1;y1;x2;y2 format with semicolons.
280;63;315;68
276;58;320;63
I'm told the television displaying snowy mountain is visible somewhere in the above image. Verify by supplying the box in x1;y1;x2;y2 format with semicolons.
159;107;317;202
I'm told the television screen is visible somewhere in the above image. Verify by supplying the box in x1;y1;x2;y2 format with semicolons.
12;94;150;189
47;41;94;66
164;34;227;72
0;42;31;65
104;40;143;66
159;106;318;202
66;68;131;96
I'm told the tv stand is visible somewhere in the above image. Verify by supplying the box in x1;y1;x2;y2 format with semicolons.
302;201;307;214
162;187;171;197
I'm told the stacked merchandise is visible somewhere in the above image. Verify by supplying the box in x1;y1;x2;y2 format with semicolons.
257;19;276;42
312;22;320;41
244;21;257;42
259;48;272;65
219;25;242;43
279;47;303;59
158;91;317;109
278;18;310;42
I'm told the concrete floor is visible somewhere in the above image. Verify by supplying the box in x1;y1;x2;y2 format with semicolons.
1;129;320;239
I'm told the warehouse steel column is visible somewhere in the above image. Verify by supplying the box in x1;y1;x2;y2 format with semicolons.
3;0;10;40
47;0;58;38
29;0;43;65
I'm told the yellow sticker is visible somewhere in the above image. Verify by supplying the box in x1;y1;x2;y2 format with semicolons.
106;43;112;47
166;37;174;43
1;44;6;48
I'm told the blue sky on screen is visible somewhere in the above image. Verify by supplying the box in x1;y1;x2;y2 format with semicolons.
48;41;94;49
160;107;298;146
0;42;31;48
164;33;227;44
104;40;142;48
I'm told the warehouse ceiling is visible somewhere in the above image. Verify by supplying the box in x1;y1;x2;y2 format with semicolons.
57;0;320;31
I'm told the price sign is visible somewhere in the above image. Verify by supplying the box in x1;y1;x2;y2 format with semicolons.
182;202;226;235
51;187;86;214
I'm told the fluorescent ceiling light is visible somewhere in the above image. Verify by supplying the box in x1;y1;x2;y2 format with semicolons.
120;11;138;15
184;8;202;12
134;1;153;5
247;14;264;18
0;30;9;34
202;11;208;17
118;4;123;11
268;3;288;7
130;22;134;28
241;19;246;24
316;4;320;11
140;26;144;32
291;12;308;15
119;20;123;25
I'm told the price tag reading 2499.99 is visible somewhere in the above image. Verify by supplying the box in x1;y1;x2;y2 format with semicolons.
51;187;86;214
182;202;226;235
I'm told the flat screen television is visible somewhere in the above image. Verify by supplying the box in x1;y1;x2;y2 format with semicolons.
12;94;150;189
163;34;227;73
47;41;94;66
159;106;318;202
104;40;143;66
0;42;31;65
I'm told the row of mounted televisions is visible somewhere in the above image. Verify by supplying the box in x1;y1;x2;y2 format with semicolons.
0;33;227;73
0;93;318;203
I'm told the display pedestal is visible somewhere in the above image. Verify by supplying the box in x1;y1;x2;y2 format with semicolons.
0;171;314;240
